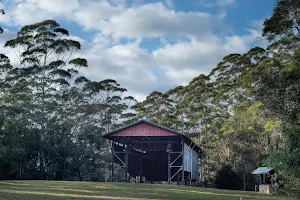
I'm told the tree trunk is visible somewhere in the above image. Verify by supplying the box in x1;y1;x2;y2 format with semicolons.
39;148;44;179
19;158;22;179
76;166;83;181
243;164;246;191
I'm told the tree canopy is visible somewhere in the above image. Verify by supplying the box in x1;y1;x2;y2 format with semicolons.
0;20;137;181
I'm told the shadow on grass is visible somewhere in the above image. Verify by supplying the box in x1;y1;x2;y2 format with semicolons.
0;188;164;200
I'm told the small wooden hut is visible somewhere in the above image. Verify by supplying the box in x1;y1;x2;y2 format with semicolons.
252;167;275;194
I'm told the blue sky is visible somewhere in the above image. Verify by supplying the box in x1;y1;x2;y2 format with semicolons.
0;0;276;100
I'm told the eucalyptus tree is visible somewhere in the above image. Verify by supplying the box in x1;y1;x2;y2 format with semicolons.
0;20;137;181
178;74;221;182
134;91;175;127
0;54;12;106
70;79;132;134
181;74;212;137
0;54;43;179
221;101;282;190
174;46;271;183
55;78;136;181
4;20;88;177
165;85;189;131
256;0;300;167
263;0;300;41
243;46;300;197
121;95;138;124
226;2;300;192
263;0;300;62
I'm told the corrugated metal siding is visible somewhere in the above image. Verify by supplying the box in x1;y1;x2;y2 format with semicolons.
192;148;198;180
110;122;177;137
184;143;199;180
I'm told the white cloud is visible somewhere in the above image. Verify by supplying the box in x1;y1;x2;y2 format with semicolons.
74;1;124;31
0;0;265;101
6;0;79;26
76;2;219;40
77;28;261;101
77;38;159;101
199;0;235;8
216;0;235;7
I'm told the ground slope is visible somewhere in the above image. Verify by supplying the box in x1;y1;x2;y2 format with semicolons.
0;181;294;200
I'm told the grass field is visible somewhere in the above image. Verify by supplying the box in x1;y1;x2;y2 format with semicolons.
0;180;295;200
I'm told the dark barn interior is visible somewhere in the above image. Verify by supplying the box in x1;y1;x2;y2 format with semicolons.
103;120;201;184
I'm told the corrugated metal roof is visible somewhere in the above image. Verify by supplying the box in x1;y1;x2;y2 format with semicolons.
251;167;273;175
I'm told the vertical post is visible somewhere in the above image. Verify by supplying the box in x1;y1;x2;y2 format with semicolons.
199;158;202;183
140;156;143;183
208;166;210;184
243;171;246;191
167;150;171;184
111;141;114;182
190;149;193;186
260;174;262;185
181;139;185;185
151;159;154;183
243;164;246;191
125;150;129;182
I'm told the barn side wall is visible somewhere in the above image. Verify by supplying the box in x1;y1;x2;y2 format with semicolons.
183;143;199;180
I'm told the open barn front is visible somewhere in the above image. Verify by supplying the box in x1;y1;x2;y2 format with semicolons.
103;120;201;184
111;136;182;182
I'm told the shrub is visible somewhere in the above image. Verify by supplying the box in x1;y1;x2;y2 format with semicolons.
215;165;242;190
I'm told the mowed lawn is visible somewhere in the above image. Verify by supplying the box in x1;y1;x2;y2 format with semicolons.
0;180;294;200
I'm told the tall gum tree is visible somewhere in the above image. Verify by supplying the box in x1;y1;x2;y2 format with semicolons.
4;20;88;177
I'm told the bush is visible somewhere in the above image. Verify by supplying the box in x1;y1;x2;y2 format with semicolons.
263;151;300;197
215;165;242;190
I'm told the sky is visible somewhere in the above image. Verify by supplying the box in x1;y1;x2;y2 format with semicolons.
0;0;276;101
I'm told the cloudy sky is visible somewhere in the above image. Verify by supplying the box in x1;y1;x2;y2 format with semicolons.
0;0;275;101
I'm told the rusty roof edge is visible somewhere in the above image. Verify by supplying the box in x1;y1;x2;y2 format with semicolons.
102;119;202;153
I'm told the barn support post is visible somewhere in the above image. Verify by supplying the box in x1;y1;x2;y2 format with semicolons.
111;141;114;182
167;150;171;184
139;155;143;183
125;150;129;182
199;157;202;182
151;159;154;183
181;139;185;185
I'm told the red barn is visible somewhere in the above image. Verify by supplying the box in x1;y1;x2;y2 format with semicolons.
103;120;201;184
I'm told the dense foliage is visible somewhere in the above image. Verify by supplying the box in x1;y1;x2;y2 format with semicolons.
0;20;137;181
215;166;241;190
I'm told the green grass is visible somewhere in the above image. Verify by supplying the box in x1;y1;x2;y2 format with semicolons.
0;180;294;200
